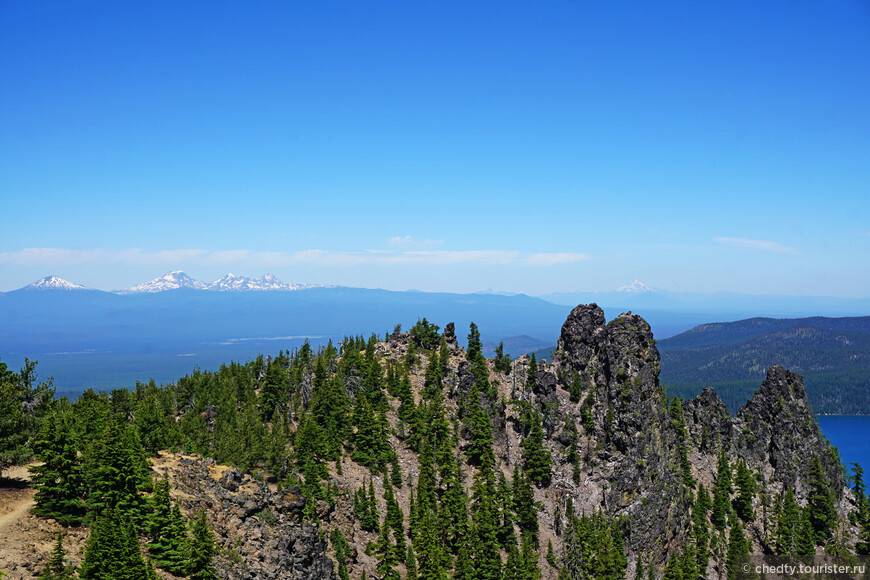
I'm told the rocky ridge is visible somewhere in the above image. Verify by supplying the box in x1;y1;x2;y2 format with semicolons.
8;303;849;579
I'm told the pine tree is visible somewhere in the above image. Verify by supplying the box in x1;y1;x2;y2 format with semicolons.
384;482;406;558
470;464;502;580
561;505;626;580
503;544;524;580
375;514;401;580
465;323;491;396
512;468;538;542
711;449;732;531
546;539;556;567
494;341;512;374
725;519;750;580
662;552;682;580
437;439;468;551
406;545;419;580
30;415;87;526
0;359;53;480
414;506;448;580
853;464;870;555
733;459;756;522
463;384;495;468
85;420;151;529
310;374;351;461
495;471;516;550
525;353;537;391
669;398;694;487
355;479;381;533
38;533;76;580
774;488;800;555
692;484;711;570
569;371;583;404
391;454;403;488
451;541;473;580
796;506;816;556
520;409;551;487
519;532;543;580
80;509;150;580
806;455;836;545
146;474;188;574
187;510;218;580
331;529;351;580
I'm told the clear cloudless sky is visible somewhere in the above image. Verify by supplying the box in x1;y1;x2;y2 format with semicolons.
1;1;868;295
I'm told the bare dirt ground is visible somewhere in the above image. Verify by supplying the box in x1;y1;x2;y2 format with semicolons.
0;465;87;579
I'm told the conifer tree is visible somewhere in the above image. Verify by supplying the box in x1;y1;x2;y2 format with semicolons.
503;544;524;580
521;409;551;487
463;384;495;468
384;482;406;558
187;510;218;580
806;455;835;545
437;440;468;551
414;507;448;580
375;514;401;580
692;484;711;569
80;509;150;580
795;507;816;556
493;341;511;374
525;353;537;391
310;374;350;461
519;531;543;580
546;539;556;567
85;420;150;528
0;359;53;480
38;533;76;580
331;529;351;580
669;398;694;487
30;415;87;526
451;542;472;580
569;371;583;404
406;545;419;580
853;464;870;555
470;463;503;580
495;471;517;550
733;459;756;522
512;468;538;542
725;519;750;580
773;488;800;555
351;395;384;469
711;450;732;531
465;323;491;396
146;474;188;574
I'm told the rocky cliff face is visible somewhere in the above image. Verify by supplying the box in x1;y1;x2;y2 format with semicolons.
553;305;691;562
733;365;843;498
152;454;334;580
147;303;851;578
548;304;848;568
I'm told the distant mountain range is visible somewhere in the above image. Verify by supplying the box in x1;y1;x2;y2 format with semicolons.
0;278;573;393
19;271;331;294
658;316;870;415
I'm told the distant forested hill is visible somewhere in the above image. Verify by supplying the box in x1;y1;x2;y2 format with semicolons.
658;316;870;414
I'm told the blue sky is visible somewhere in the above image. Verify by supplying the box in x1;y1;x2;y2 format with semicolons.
1;1;868;296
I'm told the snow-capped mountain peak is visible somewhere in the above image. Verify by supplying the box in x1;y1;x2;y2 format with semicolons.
616;280;652;293
115;271;331;293
211;273;254;291
209;273;311;291
24;275;88;291
121;271;209;293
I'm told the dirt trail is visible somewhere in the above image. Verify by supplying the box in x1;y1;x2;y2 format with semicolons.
0;466;36;533
0;464;87;579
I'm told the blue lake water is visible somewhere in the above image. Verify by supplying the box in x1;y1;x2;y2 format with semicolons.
817;415;870;474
